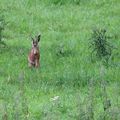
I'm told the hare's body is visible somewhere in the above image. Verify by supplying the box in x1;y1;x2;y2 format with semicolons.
28;47;40;67
28;34;41;68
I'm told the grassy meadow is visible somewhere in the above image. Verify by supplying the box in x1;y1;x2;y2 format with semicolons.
0;0;120;119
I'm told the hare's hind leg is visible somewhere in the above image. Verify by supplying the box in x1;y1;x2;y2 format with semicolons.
28;62;32;68
35;59;39;68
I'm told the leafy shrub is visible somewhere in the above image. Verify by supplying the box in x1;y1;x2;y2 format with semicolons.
89;28;113;63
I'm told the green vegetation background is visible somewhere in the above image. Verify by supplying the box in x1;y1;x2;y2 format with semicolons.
0;0;120;119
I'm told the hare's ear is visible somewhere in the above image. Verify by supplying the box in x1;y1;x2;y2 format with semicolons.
31;37;34;42
38;34;41;42
31;38;35;45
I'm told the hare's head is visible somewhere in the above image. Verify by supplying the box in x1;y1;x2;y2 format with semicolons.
31;34;41;48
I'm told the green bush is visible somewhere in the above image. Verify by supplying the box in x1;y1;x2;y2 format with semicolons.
89;28;113;63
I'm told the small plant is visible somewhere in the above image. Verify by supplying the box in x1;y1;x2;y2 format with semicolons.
75;93;87;120
49;0;81;5
52;0;63;5
101;80;111;113
2;102;8;120
54;41;75;58
85;79;95;120
99;66;112;120
12;72;29;120
41;96;61;120
13;92;21;120
89;28;113;63
73;0;81;5
19;72;29;120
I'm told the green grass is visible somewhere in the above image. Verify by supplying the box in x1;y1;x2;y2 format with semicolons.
0;0;120;119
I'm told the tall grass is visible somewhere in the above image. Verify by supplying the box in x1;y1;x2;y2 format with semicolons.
0;0;120;119
0;10;6;46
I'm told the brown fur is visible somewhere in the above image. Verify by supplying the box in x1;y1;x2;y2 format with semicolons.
28;34;41;68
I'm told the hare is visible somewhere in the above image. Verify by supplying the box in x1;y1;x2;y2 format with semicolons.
28;34;41;68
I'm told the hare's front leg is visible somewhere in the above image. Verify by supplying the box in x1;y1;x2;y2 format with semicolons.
35;59;39;68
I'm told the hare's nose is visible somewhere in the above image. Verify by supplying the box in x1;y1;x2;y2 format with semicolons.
34;44;37;47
